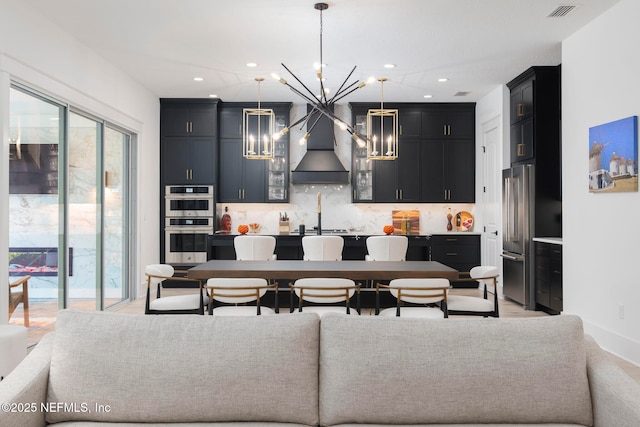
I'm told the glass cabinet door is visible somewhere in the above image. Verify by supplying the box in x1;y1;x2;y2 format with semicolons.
267;112;289;202
352;113;373;201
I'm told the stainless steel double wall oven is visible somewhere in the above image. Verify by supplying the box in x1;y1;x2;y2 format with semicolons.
164;185;214;264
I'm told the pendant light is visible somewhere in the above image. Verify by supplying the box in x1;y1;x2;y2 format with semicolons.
243;77;275;160
367;78;398;160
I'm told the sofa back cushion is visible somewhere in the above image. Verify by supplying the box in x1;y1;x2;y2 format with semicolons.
319;314;593;426
47;310;320;425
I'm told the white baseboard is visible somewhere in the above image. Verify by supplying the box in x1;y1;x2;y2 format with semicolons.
582;319;640;367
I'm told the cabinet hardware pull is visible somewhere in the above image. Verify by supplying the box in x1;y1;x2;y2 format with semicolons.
186;122;189;133
242;189;245;199
517;103;525;117
400;125;403;136
399;189;403;200
517;143;525;156
446;252;458;256
446;238;457;242
238;189;242;199
443;125;447;135
553;270;562;274
447;124;451;136
189;122;193;133
186;169;189;180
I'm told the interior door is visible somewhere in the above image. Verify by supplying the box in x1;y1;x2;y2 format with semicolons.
481;117;501;290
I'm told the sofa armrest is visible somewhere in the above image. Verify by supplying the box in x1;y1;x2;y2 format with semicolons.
0;333;53;427
586;335;640;427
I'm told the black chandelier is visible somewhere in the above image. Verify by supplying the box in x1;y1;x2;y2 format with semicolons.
271;2;376;148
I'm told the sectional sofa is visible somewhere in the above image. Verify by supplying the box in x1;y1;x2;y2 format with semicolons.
1;309;639;426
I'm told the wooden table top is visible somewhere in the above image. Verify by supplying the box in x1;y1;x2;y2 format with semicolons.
188;260;459;281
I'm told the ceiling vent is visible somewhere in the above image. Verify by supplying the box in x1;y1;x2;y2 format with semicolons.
547;5;577;17
454;91;471;97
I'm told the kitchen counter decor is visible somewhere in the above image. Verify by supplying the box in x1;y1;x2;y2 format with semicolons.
383;225;395;235
237;224;249;235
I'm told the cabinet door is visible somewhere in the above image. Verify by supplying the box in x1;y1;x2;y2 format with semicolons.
421;141;445;202
399;109;422;138
188;105;217;136
188;138;216;184
549;249;563;312
397;138;422;201
422;109;449;139
373;157;399;202
444;139;475;202
447;108;475;139
161;137;192;184
218;139;243;202
219;107;243;139
242;157;266;202
510;117;534;164
161;107;191;137
510;80;534;124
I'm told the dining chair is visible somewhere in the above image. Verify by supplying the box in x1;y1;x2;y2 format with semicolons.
206;278;276;315
376;278;450;318
8;275;30;326
234;235;277;260
365;235;408;261
365;235;408;287
289;278;360;316
302;235;344;261
145;264;207;315
446;265;500;317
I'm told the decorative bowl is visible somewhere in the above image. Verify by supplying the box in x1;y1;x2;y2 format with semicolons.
249;223;261;233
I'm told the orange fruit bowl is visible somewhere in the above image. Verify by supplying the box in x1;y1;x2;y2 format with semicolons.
237;224;249;235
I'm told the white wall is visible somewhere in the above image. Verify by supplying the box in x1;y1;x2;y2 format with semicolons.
562;0;640;364
0;0;160;307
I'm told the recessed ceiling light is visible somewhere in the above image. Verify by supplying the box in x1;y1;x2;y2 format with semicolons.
438;78;449;82
423;94;433;99
246;62;258;67
193;77;204;81
384;64;396;69
209;94;218;98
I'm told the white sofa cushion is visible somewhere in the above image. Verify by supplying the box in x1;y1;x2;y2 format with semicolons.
319;314;593;426
47;310;320;425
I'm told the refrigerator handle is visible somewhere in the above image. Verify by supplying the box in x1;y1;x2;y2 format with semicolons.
500;253;523;261
504;177;512;242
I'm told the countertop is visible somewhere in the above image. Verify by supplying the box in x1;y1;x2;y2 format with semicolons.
533;237;563;245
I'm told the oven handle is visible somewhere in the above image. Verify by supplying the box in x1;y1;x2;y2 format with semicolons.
165;227;214;233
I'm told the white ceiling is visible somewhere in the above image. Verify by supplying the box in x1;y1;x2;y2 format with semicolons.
23;0;619;103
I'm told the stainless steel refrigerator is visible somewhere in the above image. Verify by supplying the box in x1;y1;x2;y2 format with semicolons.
501;164;561;309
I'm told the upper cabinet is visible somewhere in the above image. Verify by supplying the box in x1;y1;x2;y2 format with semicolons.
161;100;218;137
350;103;475;203
507;66;560;165
218;102;291;203
160;99;219;185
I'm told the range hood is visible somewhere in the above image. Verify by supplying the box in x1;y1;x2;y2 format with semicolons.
291;105;349;185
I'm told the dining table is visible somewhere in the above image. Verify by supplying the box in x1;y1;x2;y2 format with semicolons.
187;259;459;282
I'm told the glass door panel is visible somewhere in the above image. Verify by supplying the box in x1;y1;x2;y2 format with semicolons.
8;86;64;345
66;112;100;310
103;126;129;308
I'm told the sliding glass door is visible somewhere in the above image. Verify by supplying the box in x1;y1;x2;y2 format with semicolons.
8;85;132;343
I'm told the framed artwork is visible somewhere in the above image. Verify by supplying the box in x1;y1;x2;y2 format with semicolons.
9;247;73;277
588;116;638;193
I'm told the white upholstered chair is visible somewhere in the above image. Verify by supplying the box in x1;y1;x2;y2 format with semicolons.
289;278;360;316
302;235;344;261
365;235;409;287
447;265;499;317
365;235;408;261
206;278;275;315
234;235;277;261
145;264;207;315
376;278;450;318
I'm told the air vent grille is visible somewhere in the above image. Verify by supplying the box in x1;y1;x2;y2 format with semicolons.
547;5;577;17
454;91;471;97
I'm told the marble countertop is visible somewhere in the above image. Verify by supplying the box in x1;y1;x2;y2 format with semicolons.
533;237;563;245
